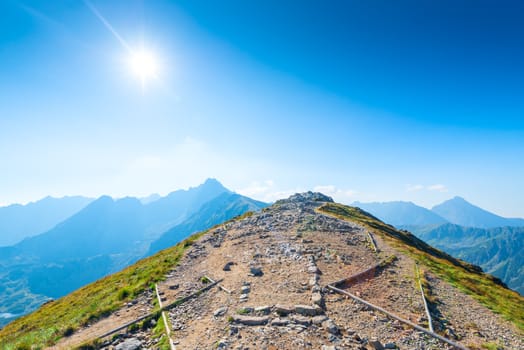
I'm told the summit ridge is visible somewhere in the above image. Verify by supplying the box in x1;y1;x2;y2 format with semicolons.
1;193;522;350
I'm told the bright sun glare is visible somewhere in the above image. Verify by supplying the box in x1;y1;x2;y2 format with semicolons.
128;48;159;88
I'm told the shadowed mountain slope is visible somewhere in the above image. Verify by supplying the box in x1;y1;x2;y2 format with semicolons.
148;192;267;255
0;196;93;246
353;201;448;226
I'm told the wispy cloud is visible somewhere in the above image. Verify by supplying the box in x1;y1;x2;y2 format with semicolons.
406;183;448;193
406;184;424;192
427;184;448;192
237;180;274;197
313;185;357;200
237;180;303;203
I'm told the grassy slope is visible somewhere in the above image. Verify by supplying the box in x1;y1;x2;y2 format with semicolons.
0;232;206;350
318;203;524;331
0;211;256;349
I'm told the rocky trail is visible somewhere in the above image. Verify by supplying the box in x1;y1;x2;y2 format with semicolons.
51;193;523;350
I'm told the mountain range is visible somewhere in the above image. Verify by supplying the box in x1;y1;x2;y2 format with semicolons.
0;196;93;246
0;179;267;327
1;186;523;331
1;193;522;349
353;197;524;294
354;196;524;228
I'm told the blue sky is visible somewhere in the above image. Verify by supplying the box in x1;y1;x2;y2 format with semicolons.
1;0;523;217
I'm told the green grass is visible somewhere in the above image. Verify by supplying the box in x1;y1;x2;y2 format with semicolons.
318;203;524;332
0;231;206;349
480;342;503;350
236;307;251;315
151;314;170;350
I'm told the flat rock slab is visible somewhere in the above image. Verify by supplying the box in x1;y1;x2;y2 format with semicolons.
255;305;271;314
312;315;328;325
271;318;290;326
291;314;311;326
295;304;321;316
274;305;294;315
232;314;270;326
214;307;227;317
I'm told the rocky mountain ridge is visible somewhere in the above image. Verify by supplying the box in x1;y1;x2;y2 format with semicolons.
354;197;524;229
1;193;522;349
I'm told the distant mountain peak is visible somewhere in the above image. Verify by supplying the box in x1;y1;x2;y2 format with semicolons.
199;178;231;192
352;200;448;226
277;191;334;204
95;195;114;203
203;178;221;185
432;196;524;229
448;196;468;203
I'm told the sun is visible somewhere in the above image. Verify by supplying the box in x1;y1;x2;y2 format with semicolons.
128;48;159;88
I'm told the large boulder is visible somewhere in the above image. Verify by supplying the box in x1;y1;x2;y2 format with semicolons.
115;338;142;350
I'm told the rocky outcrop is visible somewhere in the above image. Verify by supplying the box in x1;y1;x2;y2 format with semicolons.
54;193;524;350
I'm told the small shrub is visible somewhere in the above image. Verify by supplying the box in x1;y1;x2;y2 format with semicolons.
481;342;503;350
141;315;158;330
117;287;131;300
128;323;139;333
62;326;75;337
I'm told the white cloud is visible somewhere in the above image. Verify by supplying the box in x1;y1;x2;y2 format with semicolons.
427;184;448;193
406;183;448;194
237;180;276;198
238;181;361;203
313;185;337;194
313;185;358;202
237;180;302;203
406;184;424;192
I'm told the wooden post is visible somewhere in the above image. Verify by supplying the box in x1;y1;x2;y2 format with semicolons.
326;284;468;350
366;231;378;252
416;263;434;333
155;283;176;350
204;275;232;294
94;279;222;341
